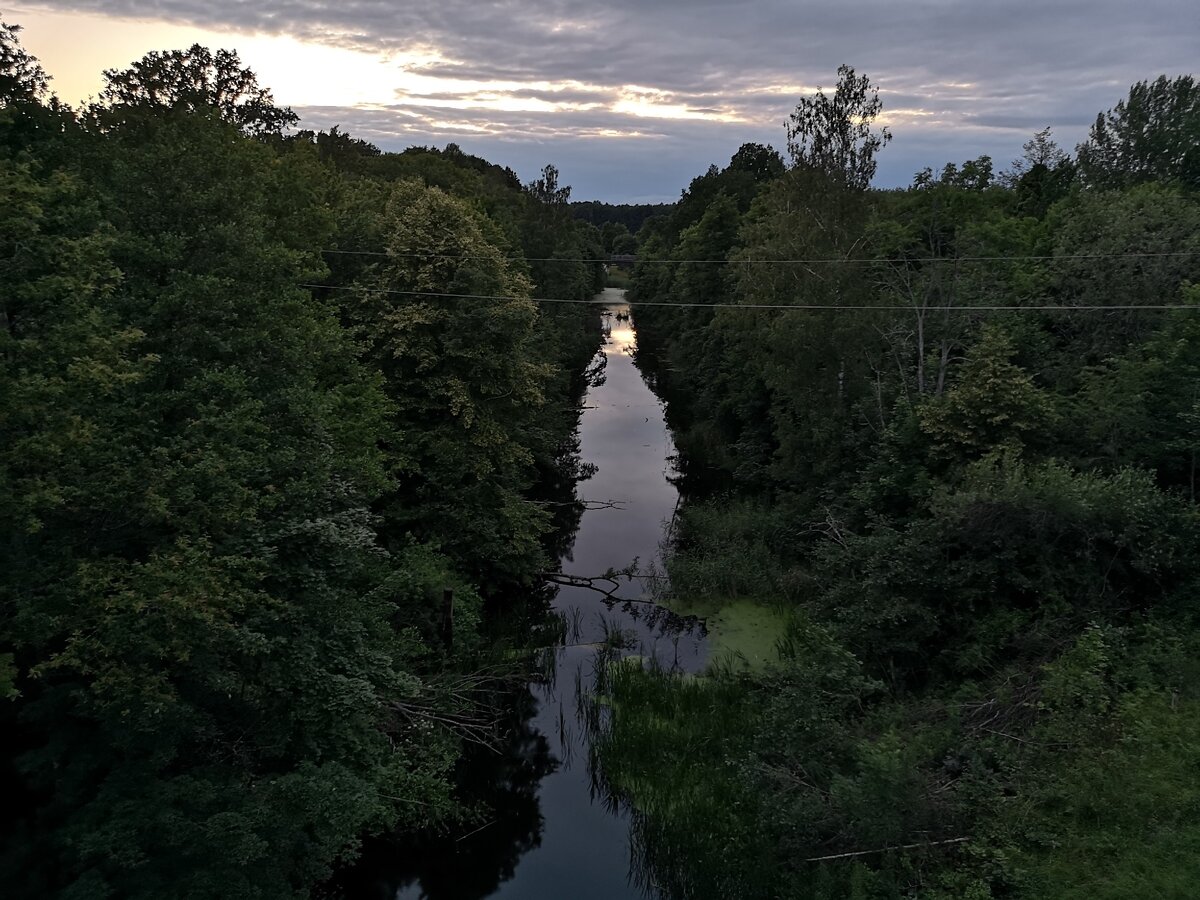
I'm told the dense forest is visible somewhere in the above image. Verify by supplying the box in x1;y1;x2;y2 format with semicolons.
0;23;607;898
5;13;1200;898
567;201;666;291
570;201;674;250
600;67;1200;898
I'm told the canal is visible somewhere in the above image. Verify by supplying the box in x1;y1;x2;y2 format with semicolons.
335;288;709;899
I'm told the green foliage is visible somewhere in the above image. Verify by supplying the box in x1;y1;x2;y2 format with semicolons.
0;101;460;898
1;24;599;898
94;44;298;136
816;459;1198;683
0;19;47;103
1076;74;1200;190
606;68;1200;900
988;626;1200;899
346;179;550;582
785;65;891;189
664;497;792;601
1066;296;1200;491
592;663;771;899
570;199;675;234
1043;183;1200;369
9;19;1200;897
520;163;606;302
605;265;633;288
917;325;1055;460
1005;129;1076;217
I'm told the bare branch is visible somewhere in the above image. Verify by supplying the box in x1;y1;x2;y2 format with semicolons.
803;837;969;863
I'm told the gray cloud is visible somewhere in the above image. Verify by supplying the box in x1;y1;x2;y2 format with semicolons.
20;0;1199;199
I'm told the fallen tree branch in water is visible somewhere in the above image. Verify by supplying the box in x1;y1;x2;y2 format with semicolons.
540;571;654;603
529;498;628;511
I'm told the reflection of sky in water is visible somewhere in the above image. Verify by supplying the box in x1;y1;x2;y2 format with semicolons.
607;322;636;351
565;303;682;586
486;295;704;900
386;291;699;900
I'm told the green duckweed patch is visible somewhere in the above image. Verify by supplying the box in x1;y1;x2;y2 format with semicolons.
662;595;791;673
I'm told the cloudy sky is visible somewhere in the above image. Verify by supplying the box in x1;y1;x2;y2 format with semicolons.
7;1;1197;201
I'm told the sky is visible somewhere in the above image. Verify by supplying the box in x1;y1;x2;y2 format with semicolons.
6;1;1197;202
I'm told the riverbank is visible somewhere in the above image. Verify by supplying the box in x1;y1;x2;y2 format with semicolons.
332;290;716;898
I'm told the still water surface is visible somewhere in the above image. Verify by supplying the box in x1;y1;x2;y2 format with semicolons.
482;291;708;898
339;289;706;899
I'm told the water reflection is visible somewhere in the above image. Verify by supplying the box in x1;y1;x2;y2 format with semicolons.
332;684;556;900
604;308;637;353
331;290;705;899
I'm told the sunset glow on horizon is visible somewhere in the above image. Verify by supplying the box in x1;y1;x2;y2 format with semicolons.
7;1;1194;201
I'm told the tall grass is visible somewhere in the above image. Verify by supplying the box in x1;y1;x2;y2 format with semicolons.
587;658;775;899
666;497;794;602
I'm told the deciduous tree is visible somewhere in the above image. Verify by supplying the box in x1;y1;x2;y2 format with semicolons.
785;65;891;190
96;44;298;136
1076;75;1200;190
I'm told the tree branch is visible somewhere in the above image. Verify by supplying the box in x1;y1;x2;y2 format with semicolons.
803;837;969;863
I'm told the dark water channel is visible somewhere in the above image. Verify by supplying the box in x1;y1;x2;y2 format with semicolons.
337;289;708;899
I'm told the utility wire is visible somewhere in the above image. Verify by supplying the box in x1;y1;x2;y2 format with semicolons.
300;283;1200;313
319;248;1200;265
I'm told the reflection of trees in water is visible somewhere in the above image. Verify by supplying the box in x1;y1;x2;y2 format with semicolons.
528;346;605;565
626;810;696;900
329;309;697;900
412;686;558;899
327;382;599;898
340;363;617;898
605;595;705;643
585;343;608;388
325;684;557;900
578;652;665;900
577;610;715;900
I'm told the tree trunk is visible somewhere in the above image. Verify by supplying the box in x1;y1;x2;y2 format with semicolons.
935;341;952;396
915;307;927;395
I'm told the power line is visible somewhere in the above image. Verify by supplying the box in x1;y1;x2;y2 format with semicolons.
300;283;1200;313
319;248;1200;265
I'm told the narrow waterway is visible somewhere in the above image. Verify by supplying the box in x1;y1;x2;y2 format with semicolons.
336;289;708;899
481;291;709;898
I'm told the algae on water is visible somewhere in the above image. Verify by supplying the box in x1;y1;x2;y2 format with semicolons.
668;596;791;673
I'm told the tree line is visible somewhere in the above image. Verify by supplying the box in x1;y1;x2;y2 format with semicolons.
599;66;1200;899
0;24;607;898
569;200;673;242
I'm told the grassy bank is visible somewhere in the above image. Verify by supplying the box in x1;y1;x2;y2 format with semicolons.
594;491;1200;899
